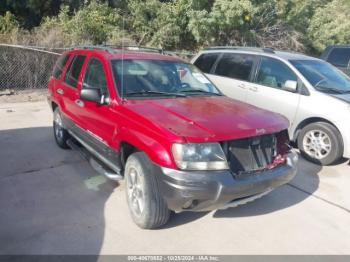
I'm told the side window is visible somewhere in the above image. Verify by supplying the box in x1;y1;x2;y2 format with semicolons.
327;48;350;67
255;57;297;89
52;54;70;79
64;55;86;88
214;53;254;81
82;58;108;96
193;53;219;73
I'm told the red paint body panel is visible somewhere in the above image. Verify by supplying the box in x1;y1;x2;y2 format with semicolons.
49;49;289;169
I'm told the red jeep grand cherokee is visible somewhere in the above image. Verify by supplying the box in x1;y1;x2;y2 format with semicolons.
48;46;298;229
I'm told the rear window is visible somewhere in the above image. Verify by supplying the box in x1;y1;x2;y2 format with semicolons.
64;55;86;88
214;53;254;81
193;53;219;73
52;54;70;79
327;48;350;67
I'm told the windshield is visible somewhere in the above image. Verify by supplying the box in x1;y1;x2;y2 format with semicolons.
290;59;350;93
111;59;220;98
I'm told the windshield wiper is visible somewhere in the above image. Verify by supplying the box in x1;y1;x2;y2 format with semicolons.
179;89;223;96
314;86;347;94
125;90;186;97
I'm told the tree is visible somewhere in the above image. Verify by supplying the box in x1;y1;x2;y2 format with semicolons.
308;0;350;52
188;0;254;46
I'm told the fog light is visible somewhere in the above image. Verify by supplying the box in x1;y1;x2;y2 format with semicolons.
182;199;199;209
182;200;193;209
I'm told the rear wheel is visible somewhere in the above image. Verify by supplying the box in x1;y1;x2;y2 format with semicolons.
298;122;343;165
53;107;70;149
125;152;170;229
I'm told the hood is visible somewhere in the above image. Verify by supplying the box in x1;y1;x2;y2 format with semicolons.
124;96;289;142
330;93;350;104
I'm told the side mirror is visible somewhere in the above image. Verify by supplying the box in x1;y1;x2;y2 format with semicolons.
80;88;106;104
284;80;298;92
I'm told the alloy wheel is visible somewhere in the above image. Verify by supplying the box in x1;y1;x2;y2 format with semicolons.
302;129;332;160
126;167;144;216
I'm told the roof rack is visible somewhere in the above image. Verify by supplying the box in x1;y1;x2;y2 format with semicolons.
69;45;116;53
106;45;164;54
203;46;275;54
70;45;164;54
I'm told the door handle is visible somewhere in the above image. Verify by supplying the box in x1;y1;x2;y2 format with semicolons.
75;99;84;107
237;83;246;89
249;86;258;92
56;88;64;95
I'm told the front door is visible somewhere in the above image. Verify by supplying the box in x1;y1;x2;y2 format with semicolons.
76;56;119;165
246;57;300;129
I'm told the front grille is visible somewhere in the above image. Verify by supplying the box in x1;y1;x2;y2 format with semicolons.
224;134;278;176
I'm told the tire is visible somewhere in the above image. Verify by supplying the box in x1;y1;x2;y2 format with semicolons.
124;152;170;229
53;107;70;149
297;122;343;165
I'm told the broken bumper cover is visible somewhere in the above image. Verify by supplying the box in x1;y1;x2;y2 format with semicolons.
155;151;298;212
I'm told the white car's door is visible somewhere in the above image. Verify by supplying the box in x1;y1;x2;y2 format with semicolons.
203;53;256;103
206;74;248;102
245;57;301;128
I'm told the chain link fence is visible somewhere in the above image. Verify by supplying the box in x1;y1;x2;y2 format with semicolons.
0;44;194;92
0;44;61;91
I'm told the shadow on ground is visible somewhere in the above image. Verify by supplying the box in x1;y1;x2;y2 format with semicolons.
0;127;116;255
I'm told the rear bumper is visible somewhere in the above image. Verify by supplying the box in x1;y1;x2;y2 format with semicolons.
155;151;298;212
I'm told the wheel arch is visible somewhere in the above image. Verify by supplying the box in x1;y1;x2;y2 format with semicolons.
51;101;58;112
120;141;140;169
293;117;342;144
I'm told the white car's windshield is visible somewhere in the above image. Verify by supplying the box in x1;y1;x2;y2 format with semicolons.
111;59;221;98
290;59;350;94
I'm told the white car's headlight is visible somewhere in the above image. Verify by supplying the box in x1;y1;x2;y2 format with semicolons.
172;143;229;170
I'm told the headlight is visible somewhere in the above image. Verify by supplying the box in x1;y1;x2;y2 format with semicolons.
172;143;229;170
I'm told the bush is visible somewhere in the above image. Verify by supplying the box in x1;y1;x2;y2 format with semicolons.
34;1;128;47
307;0;350;52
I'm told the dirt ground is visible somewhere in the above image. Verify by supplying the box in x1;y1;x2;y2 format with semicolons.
0;89;47;103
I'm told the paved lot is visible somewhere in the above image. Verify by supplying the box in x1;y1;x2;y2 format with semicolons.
0;101;350;255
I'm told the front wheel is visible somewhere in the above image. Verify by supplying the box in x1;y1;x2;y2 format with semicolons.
297;122;343;165
124;152;170;229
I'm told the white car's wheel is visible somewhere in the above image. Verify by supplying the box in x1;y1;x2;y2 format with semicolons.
298;122;343;165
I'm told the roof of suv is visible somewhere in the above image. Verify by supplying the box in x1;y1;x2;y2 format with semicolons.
200;47;318;61
65;46;184;62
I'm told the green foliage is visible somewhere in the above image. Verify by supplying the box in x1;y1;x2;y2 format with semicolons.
307;0;350;52
129;0;193;49
188;0;254;46
37;1;124;46
1;0;349;54
0;11;19;34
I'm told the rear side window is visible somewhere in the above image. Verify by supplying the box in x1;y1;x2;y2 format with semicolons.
193;53;219;73
52;54;70;79
327;48;350;67
83;58;108;96
64;55;86;88
214;53;254;81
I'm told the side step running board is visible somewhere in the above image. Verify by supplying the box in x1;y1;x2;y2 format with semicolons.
67;138;123;181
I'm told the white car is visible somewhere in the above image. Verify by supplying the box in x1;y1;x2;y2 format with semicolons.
192;47;350;165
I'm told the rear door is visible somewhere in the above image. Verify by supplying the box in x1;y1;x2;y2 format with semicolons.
325;47;350;76
59;54;87;127
246;56;300;127
206;53;256;102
